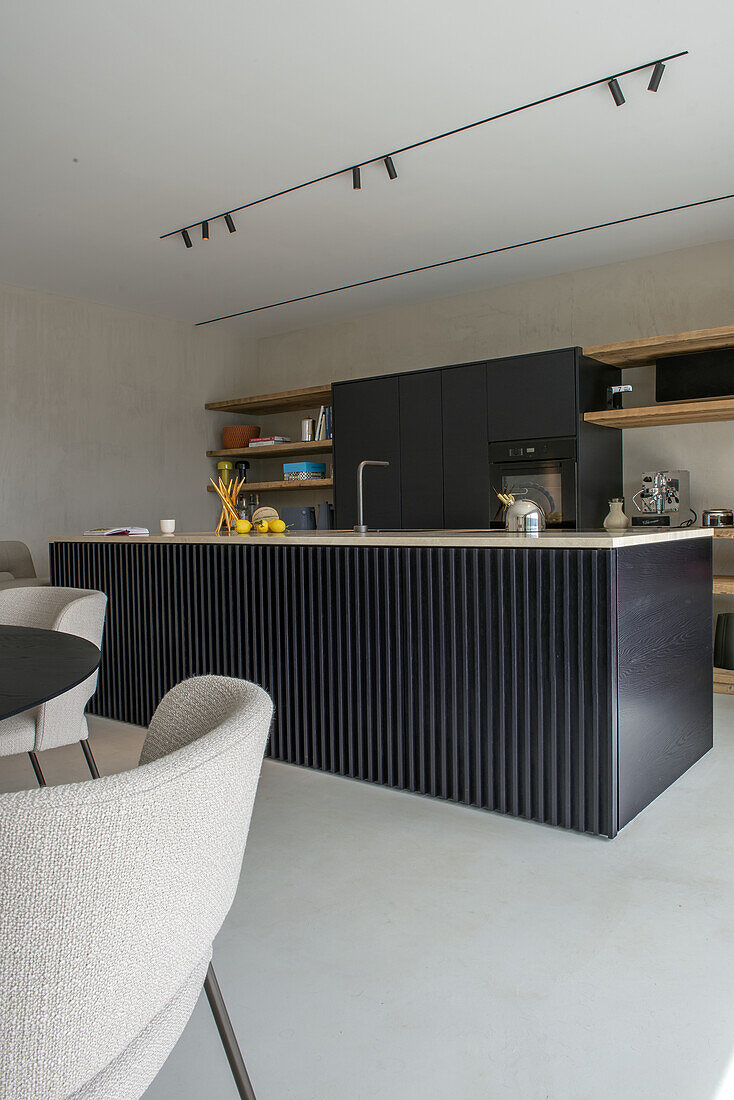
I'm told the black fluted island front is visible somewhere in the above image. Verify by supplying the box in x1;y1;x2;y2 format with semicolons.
50;529;713;838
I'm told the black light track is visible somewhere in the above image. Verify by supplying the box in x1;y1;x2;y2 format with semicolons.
195;190;734;325
163;50;688;243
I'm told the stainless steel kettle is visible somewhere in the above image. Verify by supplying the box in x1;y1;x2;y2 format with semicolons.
497;491;546;534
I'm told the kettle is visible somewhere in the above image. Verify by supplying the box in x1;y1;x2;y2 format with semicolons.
496;491;546;534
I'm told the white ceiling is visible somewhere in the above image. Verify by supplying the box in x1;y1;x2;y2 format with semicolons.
1;0;733;338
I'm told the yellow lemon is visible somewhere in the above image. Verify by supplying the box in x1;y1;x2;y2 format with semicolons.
235;519;252;535
256;520;270;534
268;519;286;533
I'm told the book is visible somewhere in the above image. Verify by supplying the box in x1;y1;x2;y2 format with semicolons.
315;406;325;441
248;436;292;447
83;527;150;536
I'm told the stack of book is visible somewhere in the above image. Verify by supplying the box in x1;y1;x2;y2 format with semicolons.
248;435;291;448
315;405;332;440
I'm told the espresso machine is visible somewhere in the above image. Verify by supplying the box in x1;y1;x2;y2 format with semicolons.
630;470;691;527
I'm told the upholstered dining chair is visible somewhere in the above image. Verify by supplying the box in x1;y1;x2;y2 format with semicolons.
0;675;273;1100
0;540;49;590
0;587;107;784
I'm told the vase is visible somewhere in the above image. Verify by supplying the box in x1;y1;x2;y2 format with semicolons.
603;498;630;531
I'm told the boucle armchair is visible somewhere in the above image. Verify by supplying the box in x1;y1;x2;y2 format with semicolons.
0;587;107;784
0;675;273;1100
0;541;49;590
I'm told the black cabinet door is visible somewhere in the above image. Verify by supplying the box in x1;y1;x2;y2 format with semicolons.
487;349;578;441
399;371;444;528
442;362;489;528
333;376;401;529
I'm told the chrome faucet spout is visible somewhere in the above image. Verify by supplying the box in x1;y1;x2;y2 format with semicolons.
355;460;390;533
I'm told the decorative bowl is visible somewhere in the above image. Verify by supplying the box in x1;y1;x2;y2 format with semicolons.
222;424;261;449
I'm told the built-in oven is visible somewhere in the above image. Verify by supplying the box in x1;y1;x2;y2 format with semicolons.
489;437;577;528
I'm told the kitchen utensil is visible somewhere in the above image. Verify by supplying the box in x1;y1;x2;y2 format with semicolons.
631;470;690;528
702;509;734;527
159;519;175;535
222;425;260;449
281;506;317;530
496;490;546;534
317;502;334;530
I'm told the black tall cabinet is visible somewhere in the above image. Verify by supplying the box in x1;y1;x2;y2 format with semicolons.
442;361;489;529
487;349;577;440
332;376;402;530
399;370;444;529
332;348;621;530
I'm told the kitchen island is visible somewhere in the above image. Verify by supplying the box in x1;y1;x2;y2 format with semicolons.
50;529;713;837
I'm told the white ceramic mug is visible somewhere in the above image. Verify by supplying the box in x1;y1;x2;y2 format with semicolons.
160;519;175;535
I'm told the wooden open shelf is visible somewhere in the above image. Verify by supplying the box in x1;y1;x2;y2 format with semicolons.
713;528;734;538
584;396;734;429
714;575;734;595
714;667;734;695
208;479;333;494
208;439;332;460
205;384;332;416
584;324;734;368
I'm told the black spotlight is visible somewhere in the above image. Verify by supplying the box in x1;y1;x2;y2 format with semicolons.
224;213;236;233
384;155;397;180
648;61;665;92
352;166;361;190
181;229;193;248
608;78;625;106
201;221;209;239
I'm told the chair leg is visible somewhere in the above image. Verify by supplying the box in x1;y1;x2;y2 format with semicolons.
204;964;257;1100
28;751;46;787
80;739;101;779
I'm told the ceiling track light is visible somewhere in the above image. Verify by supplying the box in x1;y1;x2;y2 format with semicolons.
163;49;688;245
648;60;666;91
201;221;209;239
608;78;625;106
181;229;193;248
224;213;236;233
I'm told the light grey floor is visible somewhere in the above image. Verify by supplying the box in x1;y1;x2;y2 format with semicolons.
3;701;734;1100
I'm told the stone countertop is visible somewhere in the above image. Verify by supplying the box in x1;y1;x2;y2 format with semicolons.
51;529;714;550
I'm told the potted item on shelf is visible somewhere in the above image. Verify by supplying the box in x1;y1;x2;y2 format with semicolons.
222;424;261;449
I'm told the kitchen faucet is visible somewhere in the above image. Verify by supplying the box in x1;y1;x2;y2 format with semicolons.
354;460;390;533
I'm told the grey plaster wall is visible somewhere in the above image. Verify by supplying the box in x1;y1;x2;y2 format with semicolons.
0;282;255;572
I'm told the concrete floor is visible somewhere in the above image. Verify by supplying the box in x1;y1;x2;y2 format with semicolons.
3;702;734;1100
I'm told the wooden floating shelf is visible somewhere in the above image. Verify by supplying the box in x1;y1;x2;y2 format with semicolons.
205;384;332;416
584;396;734;429
713;528;734;538
714;667;734;695
207;439;332;460
713;575;734;595
585;324;734;368
208;479;333;494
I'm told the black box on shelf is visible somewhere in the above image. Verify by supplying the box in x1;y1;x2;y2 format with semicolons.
656;348;734;402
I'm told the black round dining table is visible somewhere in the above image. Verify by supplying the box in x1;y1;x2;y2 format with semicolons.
0;625;101;721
